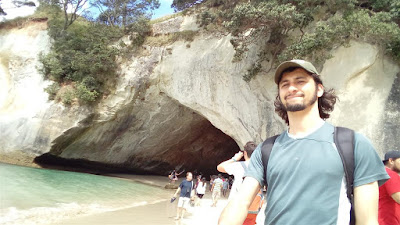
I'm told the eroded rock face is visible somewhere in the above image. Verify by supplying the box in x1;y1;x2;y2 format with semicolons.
1;16;399;175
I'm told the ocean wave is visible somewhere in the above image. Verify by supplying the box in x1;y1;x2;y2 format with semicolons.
0;199;167;225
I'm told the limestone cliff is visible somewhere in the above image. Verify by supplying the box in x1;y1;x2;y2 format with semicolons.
0;16;399;175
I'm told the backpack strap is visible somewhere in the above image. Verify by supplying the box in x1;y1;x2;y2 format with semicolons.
260;127;355;224
260;135;279;187
334;127;355;201
334;126;355;225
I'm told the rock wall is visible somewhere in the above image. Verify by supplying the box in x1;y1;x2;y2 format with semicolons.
1;16;399;175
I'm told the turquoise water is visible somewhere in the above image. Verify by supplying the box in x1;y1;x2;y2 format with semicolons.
0;163;171;225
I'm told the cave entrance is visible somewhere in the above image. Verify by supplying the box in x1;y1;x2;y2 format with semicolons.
35;95;241;177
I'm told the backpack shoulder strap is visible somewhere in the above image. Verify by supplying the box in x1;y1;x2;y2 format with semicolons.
261;134;279;187
334;126;355;225
334;126;355;201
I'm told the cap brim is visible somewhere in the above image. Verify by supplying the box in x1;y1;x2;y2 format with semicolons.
274;61;318;84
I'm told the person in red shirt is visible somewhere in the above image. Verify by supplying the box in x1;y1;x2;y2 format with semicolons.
379;150;400;225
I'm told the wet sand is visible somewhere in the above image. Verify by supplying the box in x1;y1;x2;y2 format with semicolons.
55;174;265;225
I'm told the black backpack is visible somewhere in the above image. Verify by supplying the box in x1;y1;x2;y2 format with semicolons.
260;126;355;225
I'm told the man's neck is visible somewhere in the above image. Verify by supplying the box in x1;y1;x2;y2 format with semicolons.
287;104;325;136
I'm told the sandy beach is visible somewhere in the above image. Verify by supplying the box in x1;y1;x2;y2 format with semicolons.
55;174;265;225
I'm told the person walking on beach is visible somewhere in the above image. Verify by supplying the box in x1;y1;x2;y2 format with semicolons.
219;59;389;225
172;172;195;220
222;178;229;197
217;141;257;200
195;177;207;206
211;174;223;207
209;175;215;191
379;150;400;225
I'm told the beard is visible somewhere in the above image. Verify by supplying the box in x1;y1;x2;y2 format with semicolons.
284;88;318;112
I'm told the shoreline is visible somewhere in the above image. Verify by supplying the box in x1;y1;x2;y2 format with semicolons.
104;173;175;189
54;175;266;225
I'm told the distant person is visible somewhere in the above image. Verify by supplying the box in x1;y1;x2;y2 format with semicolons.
172;172;195;220
379;150;400;225
168;169;185;184
209;175;215;191
222;178;229;197
218;141;261;225
219;59;389;225
196;177;207;206
211;174;223;207
217;141;257;200
229;177;233;189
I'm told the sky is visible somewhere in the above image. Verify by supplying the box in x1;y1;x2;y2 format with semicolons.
0;0;39;22
152;0;175;19
0;0;175;22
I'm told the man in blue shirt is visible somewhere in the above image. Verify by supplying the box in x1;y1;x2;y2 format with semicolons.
173;172;195;220
219;59;389;225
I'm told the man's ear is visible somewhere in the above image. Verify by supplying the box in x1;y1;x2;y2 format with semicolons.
317;84;324;97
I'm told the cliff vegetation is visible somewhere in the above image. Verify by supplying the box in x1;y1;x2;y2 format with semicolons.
178;0;400;81
4;0;399;104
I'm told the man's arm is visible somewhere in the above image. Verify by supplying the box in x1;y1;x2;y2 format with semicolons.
217;152;243;173
353;181;379;225
173;187;181;198
218;177;260;225
177;169;185;175
391;192;400;204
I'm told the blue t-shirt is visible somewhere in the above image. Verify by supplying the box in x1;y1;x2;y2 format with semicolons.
245;122;389;225
179;180;193;198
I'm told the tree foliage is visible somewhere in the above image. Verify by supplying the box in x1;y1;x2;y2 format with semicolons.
92;0;160;29
211;0;400;81
39;0;89;30
40;20;122;103
171;0;202;12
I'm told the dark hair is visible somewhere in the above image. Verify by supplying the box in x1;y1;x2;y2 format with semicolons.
244;141;257;157
274;68;338;125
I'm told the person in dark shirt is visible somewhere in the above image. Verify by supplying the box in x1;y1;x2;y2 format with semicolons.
173;172;195;220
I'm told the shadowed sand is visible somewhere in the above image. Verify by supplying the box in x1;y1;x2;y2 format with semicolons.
55;174;265;225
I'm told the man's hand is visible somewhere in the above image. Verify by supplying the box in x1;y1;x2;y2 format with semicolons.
217;151;244;173
232;151;244;161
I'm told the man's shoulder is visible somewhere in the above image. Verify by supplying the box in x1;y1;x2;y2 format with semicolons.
182;179;191;184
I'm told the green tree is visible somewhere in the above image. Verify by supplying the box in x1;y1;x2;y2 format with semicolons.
218;0;400;81
40;20;122;103
171;0;202;12
93;0;160;29
40;0;89;30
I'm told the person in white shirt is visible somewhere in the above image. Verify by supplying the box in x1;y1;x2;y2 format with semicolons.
217;141;257;200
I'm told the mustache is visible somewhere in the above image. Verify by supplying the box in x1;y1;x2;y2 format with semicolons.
285;93;304;100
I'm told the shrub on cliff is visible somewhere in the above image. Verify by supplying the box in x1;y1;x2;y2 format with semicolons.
39;19;121;104
195;0;400;81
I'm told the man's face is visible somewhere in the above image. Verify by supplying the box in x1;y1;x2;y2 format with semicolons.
390;158;400;173
186;173;193;181
278;68;323;112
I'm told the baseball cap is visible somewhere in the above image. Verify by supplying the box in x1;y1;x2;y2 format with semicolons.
274;59;320;84
383;150;400;162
